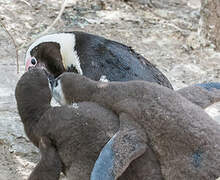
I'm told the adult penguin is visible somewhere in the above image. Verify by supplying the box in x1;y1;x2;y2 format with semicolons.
25;31;173;89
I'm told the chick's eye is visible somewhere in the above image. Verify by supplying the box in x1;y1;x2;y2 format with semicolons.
31;58;37;65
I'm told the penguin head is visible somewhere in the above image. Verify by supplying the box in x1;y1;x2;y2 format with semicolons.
15;68;53;123
25;33;83;78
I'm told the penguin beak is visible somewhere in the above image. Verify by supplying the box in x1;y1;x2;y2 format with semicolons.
49;78;58;90
48;75;58;90
49;78;55;90
42;69;56;89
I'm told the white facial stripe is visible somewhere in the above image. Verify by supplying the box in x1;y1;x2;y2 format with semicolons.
25;33;83;75
52;79;67;105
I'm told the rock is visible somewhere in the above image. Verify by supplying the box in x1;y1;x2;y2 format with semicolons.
169;63;207;88
199;0;220;51
124;0;151;5
187;0;201;9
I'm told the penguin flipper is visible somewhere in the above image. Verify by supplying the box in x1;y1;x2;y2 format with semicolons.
91;113;147;180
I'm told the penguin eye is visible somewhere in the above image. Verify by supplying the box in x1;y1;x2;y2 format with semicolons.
31;58;37;65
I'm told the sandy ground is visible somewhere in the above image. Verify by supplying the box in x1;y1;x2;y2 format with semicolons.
0;0;219;179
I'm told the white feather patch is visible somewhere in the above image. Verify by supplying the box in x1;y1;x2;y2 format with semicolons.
25;33;83;75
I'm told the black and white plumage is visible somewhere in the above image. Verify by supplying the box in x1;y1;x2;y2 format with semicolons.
25;31;173;89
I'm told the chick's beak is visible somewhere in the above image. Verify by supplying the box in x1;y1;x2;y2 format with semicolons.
49;78;58;90
49;78;56;89
42;69;56;89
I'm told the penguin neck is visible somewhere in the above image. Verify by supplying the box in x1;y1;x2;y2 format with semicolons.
72;80;97;103
18;98;50;129
19;100;50;146
70;80;114;110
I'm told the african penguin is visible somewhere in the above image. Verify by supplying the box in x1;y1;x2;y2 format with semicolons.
51;72;220;180
25;31;173;89
15;68;163;180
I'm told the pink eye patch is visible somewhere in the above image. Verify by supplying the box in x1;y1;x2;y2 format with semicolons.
25;57;37;71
